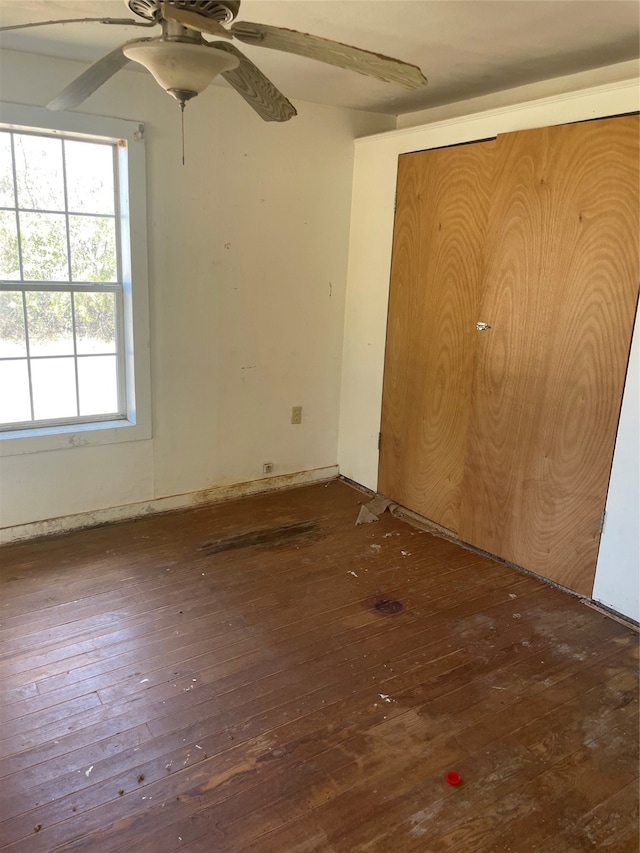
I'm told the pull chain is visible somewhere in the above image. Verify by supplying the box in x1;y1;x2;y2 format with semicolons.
180;100;186;166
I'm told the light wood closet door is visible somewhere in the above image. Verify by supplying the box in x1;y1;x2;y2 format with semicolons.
378;140;496;531
459;115;640;595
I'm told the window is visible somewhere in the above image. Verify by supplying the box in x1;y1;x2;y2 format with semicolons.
1;130;124;426
0;104;150;455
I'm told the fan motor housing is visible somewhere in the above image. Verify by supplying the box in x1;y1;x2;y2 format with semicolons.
126;0;241;24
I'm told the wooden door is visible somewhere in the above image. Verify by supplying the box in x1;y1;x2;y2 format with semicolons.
378;140;496;531
459;115;640;595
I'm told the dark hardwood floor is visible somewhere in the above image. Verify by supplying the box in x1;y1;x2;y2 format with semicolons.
0;479;637;852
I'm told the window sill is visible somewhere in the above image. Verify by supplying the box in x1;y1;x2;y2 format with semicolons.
0;417;152;457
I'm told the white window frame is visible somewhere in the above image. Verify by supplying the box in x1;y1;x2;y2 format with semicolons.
0;103;151;457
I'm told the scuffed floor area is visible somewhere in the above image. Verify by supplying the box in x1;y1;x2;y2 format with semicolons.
0;480;638;851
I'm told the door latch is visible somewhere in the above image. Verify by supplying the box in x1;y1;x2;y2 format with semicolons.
476;322;491;331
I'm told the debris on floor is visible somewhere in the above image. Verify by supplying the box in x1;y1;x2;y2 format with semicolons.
356;495;398;525
356;504;379;524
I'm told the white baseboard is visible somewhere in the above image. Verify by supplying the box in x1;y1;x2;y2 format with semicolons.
0;465;339;544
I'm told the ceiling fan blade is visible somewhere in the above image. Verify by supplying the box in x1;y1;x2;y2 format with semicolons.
210;43;296;122
160;5;232;39
0;17;155;32
230;22;427;89
47;39;152;111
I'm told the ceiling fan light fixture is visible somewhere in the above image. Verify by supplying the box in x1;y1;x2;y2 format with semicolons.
122;41;239;100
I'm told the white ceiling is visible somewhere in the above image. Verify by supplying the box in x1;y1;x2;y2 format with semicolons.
0;0;638;115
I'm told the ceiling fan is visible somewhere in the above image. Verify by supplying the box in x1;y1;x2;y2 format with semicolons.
0;0;428;122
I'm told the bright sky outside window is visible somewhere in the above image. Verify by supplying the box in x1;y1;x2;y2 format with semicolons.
0;130;126;430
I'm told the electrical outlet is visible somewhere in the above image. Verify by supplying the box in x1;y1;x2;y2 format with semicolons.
291;406;302;424
263;462;273;474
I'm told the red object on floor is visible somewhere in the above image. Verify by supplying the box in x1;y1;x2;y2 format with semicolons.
446;771;462;786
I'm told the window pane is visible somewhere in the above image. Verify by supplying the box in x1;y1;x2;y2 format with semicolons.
31;356;77;420
26;291;74;356
14;134;65;212
78;355;118;416
0;133;14;208
65;140;115;214
74;291;116;354
0;125;132;431
0;359;31;424
20;212;69;281
0;291;27;357
69;215;117;282
0;210;20;280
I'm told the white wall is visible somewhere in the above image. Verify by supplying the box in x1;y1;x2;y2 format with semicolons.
338;71;639;619
592;318;640;623
0;49;394;538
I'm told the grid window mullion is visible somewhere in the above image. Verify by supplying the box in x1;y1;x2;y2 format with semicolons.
0;282;121;293
70;292;81;417
21;290;35;421
61;139;73;285
9;134;24;282
62;140;80;418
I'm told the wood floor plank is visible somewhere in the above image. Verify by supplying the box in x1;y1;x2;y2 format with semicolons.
396;673;639;852
0;568;539;759
238;671;636;853
539;780;640;852
146;646;638;853
12;620;628;852
476;712;639;853
0;480;636;852
3;624;624;844
0;536;505;697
